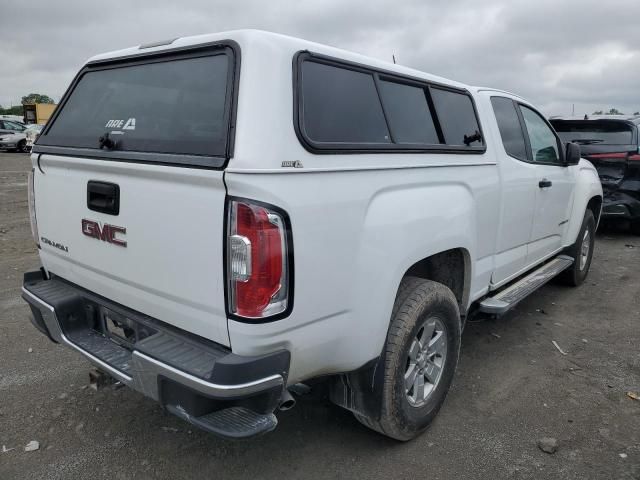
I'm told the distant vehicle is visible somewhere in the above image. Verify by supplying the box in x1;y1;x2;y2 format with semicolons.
25;124;44;151
0;130;28;152
0;119;28;152
0;119;26;135
550;115;640;234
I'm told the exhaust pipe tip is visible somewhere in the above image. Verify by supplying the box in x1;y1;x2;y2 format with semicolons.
278;390;296;411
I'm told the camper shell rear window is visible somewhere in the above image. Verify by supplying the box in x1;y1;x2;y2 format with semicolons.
35;43;239;168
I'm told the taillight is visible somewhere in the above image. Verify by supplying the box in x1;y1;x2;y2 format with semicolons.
588;152;640;162
27;169;40;247
227;199;291;319
587;152;628;160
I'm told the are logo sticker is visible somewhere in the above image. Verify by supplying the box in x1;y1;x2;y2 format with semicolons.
105;118;136;130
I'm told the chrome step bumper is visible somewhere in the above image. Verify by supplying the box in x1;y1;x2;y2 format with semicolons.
22;270;289;439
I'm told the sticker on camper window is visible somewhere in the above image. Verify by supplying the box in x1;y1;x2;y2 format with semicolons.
104;118;136;130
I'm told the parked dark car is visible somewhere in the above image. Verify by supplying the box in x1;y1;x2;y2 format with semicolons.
550;115;640;234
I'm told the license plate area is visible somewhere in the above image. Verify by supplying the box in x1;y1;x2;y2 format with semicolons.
97;305;157;348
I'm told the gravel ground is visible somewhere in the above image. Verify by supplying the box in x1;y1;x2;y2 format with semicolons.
1;151;639;479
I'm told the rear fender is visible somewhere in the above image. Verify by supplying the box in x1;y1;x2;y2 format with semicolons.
352;183;475;358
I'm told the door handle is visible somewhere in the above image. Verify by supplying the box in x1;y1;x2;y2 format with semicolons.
87;181;120;215
538;179;553;188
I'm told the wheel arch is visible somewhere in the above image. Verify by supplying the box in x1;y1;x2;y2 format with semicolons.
586;195;603;227
402;248;471;318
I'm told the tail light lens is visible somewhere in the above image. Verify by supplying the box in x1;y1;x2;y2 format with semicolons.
227;199;291;319
587;152;628;160
588;152;640;162
27;169;40;247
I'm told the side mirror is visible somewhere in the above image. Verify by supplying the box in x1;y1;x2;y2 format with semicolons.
565;142;581;165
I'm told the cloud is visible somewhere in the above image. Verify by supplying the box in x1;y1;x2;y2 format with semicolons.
2;0;639;116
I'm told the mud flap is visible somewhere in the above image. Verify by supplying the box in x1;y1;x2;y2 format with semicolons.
329;357;384;421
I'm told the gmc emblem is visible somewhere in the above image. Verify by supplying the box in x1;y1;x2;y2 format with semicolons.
81;219;127;247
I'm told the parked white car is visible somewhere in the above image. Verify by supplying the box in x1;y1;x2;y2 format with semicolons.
22;30;602;441
0;132;28;152
0;119;29;152
0;119;26;134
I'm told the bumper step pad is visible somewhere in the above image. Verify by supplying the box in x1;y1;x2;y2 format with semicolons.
166;405;277;439
136;330;228;379
479;255;574;315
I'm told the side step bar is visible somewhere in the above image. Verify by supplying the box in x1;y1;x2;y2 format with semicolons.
479;255;574;315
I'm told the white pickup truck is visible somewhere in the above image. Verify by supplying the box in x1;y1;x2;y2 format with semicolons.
22;30;602;441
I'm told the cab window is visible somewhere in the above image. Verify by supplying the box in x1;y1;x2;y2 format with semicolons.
519;106;561;164
490;97;528;161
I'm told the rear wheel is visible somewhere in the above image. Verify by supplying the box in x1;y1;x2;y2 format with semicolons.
16;140;27;153
631;220;640;236
354;277;461;441
559;209;595;286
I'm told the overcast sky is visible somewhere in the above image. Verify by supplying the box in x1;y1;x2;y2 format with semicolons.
3;0;639;117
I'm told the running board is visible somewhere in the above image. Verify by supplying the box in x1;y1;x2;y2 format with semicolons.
479;255;574;315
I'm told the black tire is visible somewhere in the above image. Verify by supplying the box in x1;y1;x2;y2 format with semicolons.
631;220;640;236
16;140;27;153
559;209;595;286
354;277;461;441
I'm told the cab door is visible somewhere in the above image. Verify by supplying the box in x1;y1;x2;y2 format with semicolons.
488;95;538;285
518;105;575;266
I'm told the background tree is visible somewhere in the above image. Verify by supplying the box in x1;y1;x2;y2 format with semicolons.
592;108;625;115
21;93;55;105
0;105;24;115
634;111;640;115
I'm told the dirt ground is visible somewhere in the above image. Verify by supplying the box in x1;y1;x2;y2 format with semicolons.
0;151;639;479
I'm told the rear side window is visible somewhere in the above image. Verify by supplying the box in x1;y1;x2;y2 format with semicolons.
378;80;439;144
491;97;528;161
550;120;635;145
296;55;485;153
300;61;390;144
40;52;232;158
431;88;482;146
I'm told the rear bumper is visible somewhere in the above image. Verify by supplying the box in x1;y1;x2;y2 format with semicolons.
601;191;640;220
22;270;290;439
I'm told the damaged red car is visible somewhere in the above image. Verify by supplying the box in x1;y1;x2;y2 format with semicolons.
550;115;640;234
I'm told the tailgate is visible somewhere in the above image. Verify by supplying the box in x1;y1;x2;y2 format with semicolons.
31;42;239;346
34;156;230;345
